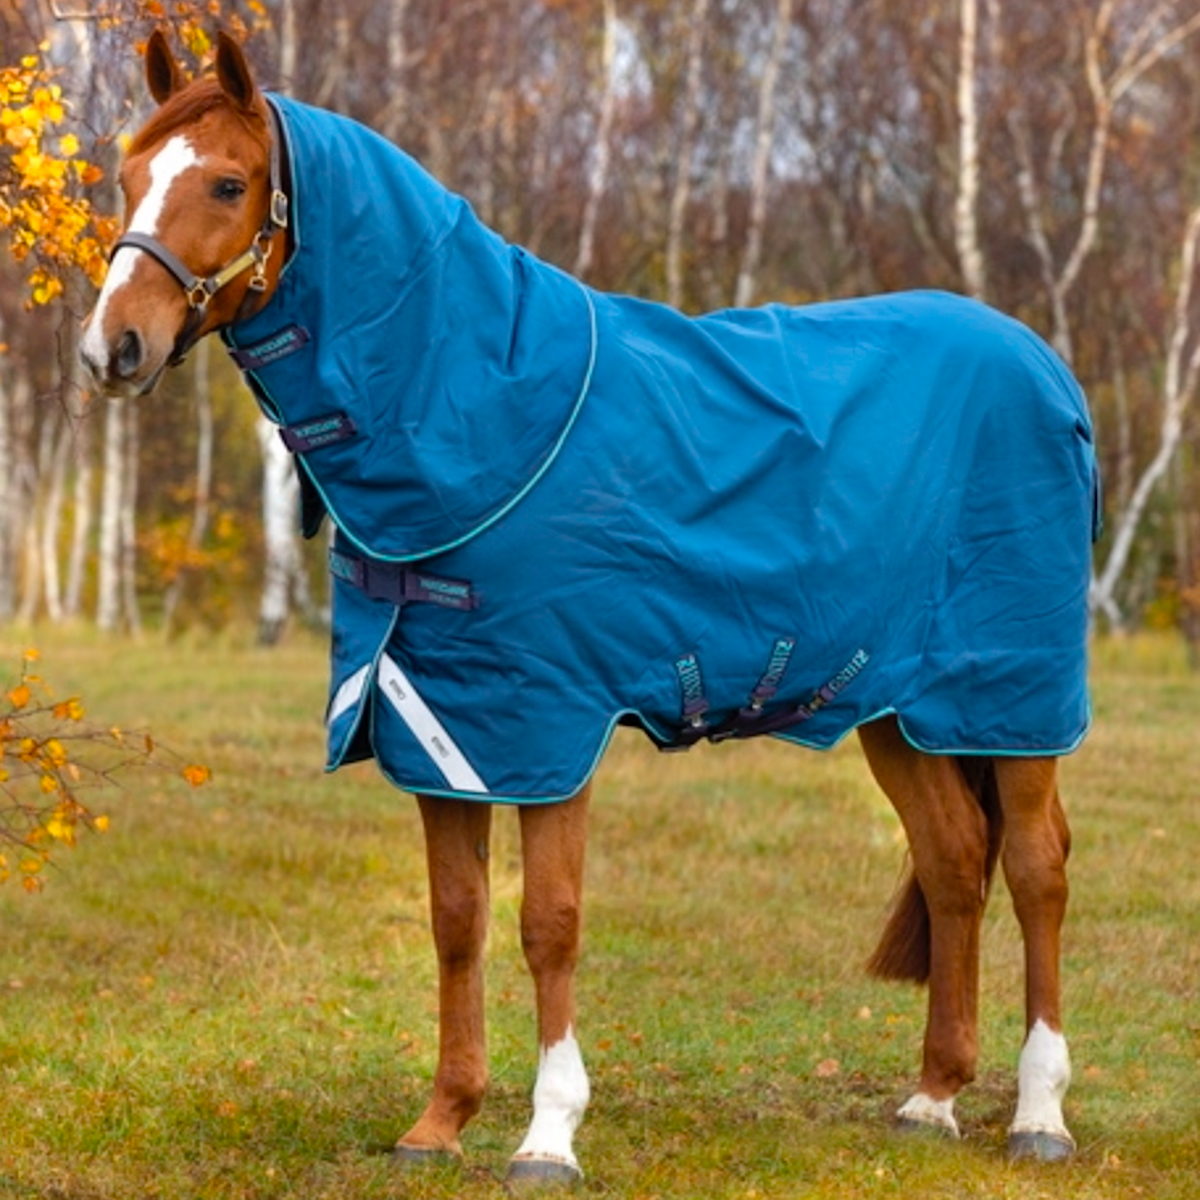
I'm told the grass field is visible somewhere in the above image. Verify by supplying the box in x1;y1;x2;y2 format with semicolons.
0;628;1196;1199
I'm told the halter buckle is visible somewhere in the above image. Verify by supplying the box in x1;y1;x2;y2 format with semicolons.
248;232;274;292
268;188;289;230
185;280;211;311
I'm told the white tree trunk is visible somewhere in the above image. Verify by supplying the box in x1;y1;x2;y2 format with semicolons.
575;0;619;279
164;339;214;629
1091;202;1200;624
256;417;302;645
665;0;710;310
1006;0;1200;365
16;387;51;623
95;395;124;631
40;416;72;623
954;0;986;300
0;355;12;621
378;0;412;142
735;0;793;308
119;400;141;635
61;286;93;619
253;0;307;644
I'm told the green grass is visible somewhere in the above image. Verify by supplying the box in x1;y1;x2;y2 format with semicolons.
0;627;1197;1198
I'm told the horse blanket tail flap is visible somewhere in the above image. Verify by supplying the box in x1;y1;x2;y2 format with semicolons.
224;95;1100;805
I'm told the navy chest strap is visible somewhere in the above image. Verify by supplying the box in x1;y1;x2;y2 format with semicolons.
329;547;479;612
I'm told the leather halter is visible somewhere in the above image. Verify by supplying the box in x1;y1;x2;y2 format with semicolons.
111;96;289;365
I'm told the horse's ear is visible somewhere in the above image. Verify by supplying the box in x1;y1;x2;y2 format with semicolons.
215;31;259;111
145;29;184;105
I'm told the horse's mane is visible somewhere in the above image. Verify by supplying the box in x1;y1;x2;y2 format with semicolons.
129;78;267;155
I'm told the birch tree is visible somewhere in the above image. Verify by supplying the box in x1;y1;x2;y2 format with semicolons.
95;396;124;632
954;0;986;300
376;0;412;143
253;0;308;644
575;0;620;280
1090;202;1200;624
665;0;710;310
163;339;214;632
735;0;794;308
1004;0;1200;364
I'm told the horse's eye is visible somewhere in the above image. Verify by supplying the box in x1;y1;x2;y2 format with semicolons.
212;178;246;203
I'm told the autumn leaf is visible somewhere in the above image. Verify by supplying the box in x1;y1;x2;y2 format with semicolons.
52;698;84;721
7;684;30;710
182;763;212;787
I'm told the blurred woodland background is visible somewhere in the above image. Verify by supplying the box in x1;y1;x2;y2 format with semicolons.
2;0;1200;656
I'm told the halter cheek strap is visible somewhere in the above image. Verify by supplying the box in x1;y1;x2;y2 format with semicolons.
110;96;290;364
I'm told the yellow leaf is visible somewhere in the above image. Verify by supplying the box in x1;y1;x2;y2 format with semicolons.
7;684;30;710
183;763;212;787
185;27;212;59
58;132;79;156
45;815;73;841
93;815;110;832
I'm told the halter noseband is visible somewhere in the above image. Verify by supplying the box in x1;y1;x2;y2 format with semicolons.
111;97;289;365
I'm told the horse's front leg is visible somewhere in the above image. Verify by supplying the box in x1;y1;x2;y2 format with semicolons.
859;718;991;1139
507;785;592;1187
395;795;493;1162
994;758;1075;1162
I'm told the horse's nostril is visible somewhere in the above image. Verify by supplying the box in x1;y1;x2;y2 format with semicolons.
114;329;144;379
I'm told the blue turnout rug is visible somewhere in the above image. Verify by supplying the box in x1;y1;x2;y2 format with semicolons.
223;95;1100;803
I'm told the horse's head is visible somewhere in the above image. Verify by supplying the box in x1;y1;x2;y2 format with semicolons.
81;30;287;396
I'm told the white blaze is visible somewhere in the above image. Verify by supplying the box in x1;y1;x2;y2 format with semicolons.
81;134;200;371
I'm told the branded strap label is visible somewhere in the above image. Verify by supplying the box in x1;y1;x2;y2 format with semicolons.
281;412;358;453
229;323;311;371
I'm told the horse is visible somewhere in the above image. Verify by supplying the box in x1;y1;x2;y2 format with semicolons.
81;30;1097;1186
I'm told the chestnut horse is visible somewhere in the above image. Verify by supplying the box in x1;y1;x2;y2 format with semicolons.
82;32;1089;1184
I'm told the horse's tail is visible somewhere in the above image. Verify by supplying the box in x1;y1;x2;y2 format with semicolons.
865;757;1004;984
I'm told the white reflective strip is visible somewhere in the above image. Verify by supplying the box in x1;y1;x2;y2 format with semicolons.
328;663;372;726
378;655;488;794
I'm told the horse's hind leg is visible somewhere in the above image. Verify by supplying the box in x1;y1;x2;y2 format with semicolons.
395;796;493;1162
994;757;1074;1161
507;785;592;1187
858;717;991;1138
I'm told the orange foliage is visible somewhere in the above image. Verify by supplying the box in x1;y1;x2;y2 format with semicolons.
1;5;270;308
0;648;210;890
0;48;117;305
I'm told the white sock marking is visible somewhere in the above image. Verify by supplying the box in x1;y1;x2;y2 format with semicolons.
1011;1019;1074;1143
82;134;199;372
898;1091;960;1137
512;1029;590;1171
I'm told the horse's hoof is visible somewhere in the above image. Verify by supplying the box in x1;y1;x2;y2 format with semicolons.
504;1156;583;1192
1008;1129;1075;1163
390;1142;462;1170
896;1114;959;1140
